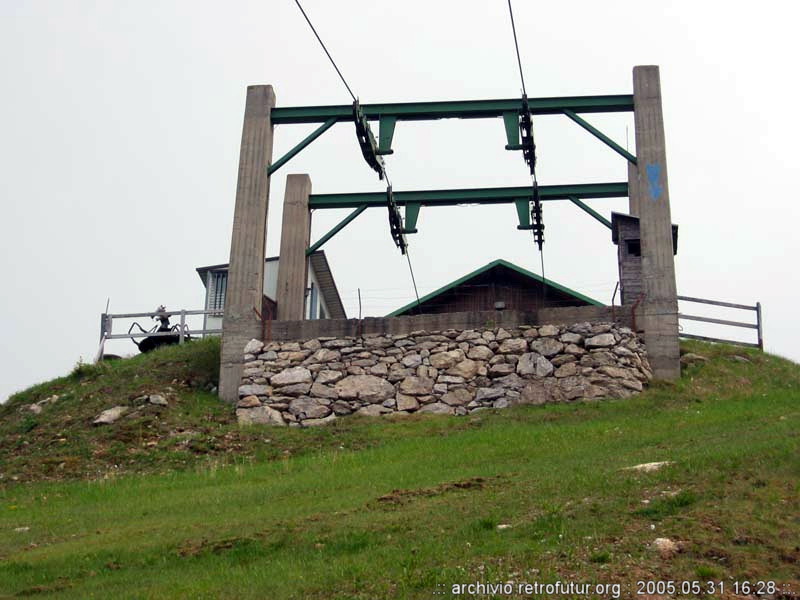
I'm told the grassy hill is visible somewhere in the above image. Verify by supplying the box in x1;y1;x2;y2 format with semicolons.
0;339;798;598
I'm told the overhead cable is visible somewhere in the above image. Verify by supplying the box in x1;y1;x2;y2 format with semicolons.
293;0;357;101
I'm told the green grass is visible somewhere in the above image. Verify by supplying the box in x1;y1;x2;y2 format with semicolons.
0;340;798;598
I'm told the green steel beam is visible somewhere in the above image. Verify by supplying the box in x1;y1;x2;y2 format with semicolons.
562;109;637;165
309;182;628;210
306;204;368;256
272;95;633;125
267;117;338;176
568;195;612;229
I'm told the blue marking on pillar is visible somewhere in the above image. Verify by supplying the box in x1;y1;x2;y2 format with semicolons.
646;163;663;200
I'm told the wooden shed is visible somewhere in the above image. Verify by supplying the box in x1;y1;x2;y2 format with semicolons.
387;259;602;317
611;213;679;305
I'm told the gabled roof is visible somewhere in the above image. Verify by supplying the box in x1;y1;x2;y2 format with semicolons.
195;250;346;319
308;251;346;319
386;259;603;317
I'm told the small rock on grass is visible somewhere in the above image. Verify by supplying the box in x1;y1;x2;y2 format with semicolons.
302;413;337;427
93;406;128;426
236;405;285;426
623;461;673;473
651;537;683;559
680;353;708;366
148;394;167;406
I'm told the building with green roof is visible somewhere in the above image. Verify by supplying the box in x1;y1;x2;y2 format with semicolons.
387;259;602;317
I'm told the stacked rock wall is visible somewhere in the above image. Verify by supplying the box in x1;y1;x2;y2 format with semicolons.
236;322;651;427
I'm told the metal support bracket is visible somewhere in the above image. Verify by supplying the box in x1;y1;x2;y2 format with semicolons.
503;111;521;149
568;195;612;229
306;204;368;256
378;116;396;155
515;198;532;229
562;109;637;165
403;202;420;234
514;195;544;248
267;117;338;176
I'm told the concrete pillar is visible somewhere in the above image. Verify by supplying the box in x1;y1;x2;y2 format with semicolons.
219;85;276;403
276;174;312;321
632;65;680;380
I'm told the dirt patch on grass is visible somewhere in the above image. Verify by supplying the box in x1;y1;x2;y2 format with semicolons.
178;535;259;558
16;579;73;596
374;476;491;507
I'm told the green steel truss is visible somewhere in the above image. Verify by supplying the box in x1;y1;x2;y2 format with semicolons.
272;94;633;125
264;93;635;255
305;182;626;255
309;182;627;209
268;94;636;176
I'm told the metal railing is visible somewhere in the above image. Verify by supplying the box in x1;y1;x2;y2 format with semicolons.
677;295;763;350
96;308;223;361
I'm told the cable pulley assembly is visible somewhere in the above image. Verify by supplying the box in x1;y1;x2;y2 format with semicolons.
519;95;537;176
505;0;545;255
517;94;544;250
386;185;407;254
353;100;386;180
530;181;544;250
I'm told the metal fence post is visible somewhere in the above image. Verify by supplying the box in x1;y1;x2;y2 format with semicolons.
179;310;186;344
96;313;109;362
756;302;763;350
99;313;107;343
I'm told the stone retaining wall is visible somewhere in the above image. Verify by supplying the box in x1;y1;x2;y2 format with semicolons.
236;322;651;427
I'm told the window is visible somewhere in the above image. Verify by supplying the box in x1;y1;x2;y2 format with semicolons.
309;282;318;320
208;271;228;312
626;239;641;257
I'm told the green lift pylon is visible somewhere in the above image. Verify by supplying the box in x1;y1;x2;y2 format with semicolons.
265;93;637;254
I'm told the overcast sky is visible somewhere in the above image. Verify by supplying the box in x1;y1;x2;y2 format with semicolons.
2;1;798;402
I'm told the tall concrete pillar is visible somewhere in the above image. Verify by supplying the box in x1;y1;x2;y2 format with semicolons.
219;85;276;403
276;174;312;321
632;65;680;380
